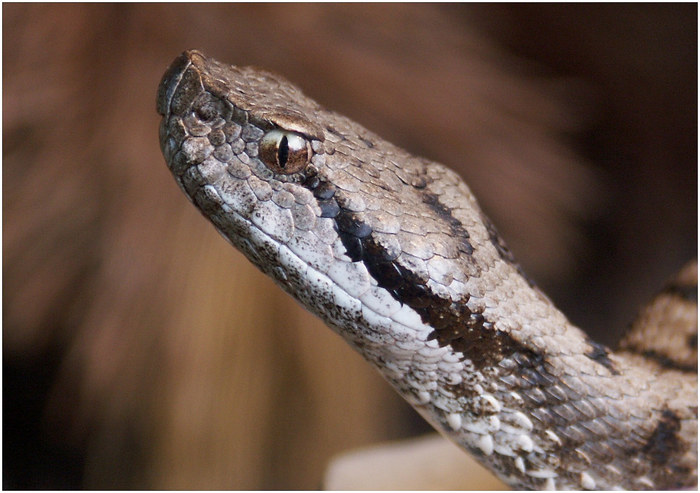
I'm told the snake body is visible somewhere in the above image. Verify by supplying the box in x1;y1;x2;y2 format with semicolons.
157;50;697;490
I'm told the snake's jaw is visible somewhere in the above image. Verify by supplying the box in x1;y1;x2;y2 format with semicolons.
158;51;698;490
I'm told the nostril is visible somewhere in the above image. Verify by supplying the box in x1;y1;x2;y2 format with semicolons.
196;103;217;122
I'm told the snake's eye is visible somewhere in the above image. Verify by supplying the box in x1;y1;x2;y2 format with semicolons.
259;130;310;175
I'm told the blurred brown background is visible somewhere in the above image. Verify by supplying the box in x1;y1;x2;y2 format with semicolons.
3;3;696;489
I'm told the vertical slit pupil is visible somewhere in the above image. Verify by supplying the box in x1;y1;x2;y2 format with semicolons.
278;136;289;168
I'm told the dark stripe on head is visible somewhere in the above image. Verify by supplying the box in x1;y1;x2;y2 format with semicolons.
421;193;473;255
302;176;548;372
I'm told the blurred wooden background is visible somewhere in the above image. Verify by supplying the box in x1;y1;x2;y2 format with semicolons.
3;4;696;489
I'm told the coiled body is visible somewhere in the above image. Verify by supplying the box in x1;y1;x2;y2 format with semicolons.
157;50;697;489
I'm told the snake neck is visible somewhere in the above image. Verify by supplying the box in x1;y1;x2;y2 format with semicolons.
158;50;697;490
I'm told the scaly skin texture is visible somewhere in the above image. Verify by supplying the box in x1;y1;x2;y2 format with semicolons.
157;50;697;490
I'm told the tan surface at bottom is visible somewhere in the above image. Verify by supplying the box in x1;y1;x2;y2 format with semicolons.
324;433;507;490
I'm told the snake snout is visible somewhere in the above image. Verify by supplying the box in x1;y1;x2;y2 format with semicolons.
156;50;205;117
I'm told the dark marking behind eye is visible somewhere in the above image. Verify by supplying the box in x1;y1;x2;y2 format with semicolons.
337;214;372;239
318;199;340;218
303;178;553;374
313;182;337;200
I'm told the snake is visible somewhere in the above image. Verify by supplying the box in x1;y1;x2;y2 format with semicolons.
156;50;697;490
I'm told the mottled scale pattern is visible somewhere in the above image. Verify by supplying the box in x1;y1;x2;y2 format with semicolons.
157;51;697;490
